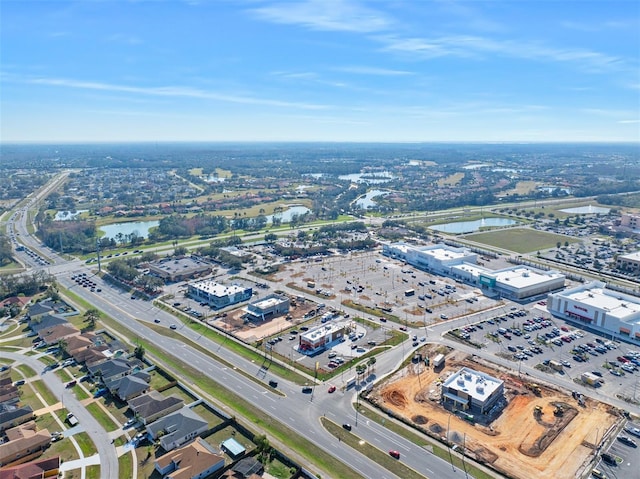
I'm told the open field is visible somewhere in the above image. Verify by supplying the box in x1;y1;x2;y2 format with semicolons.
463;227;581;253
368;348;621;479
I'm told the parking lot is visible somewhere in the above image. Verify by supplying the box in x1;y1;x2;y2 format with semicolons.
281;251;506;327
595;421;640;479
448;304;640;405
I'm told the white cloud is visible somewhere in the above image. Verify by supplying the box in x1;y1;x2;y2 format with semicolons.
27;77;330;110
250;0;392;33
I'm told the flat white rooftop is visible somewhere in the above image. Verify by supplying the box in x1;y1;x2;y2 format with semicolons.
620;251;640;262
443;367;503;403
451;262;491;277
190;280;246;297
420;246;469;261
494;267;564;289
252;297;282;309
301;323;343;342
564;286;640;322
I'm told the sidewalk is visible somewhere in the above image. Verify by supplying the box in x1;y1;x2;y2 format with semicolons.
60;454;101;472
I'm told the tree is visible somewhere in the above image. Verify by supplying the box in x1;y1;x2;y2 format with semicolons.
84;308;100;329
134;343;145;360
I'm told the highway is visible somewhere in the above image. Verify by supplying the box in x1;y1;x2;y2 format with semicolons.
7;173;633;479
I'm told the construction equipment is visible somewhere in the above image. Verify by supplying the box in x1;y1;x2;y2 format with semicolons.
534;405;543;418
526;383;541;396
554;405;565;416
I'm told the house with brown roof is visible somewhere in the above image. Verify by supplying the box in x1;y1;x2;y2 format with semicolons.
154;437;224;479
38;324;80;346
0;296;31;311
0;421;50;467
72;347;108;366
0;455;60;479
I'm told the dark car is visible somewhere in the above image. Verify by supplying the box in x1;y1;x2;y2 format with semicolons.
617;435;638;447
342;423;352;431
601;453;616;465
302;386;312;394
268;380;278;388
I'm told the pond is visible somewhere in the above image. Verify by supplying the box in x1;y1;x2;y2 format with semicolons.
99;220;159;239
560;205;610;214
266;205;311;223
354;190;389;209
429;217;518;234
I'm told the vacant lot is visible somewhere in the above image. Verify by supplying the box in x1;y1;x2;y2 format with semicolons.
369;350;620;479
464;227;580;253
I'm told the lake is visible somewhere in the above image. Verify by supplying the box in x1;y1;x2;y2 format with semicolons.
266;205;311;223
339;171;395;184
430;217;518;234
354;190;389;209
100;220;159;239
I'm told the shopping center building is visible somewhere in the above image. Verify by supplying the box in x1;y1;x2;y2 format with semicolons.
382;243;565;300
547;281;640;344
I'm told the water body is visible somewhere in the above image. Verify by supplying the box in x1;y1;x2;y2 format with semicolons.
338;171;395;184
100;220;159;239
430;217;518;234
54;210;87;221
560;205;610;214
266;205;311;223
354;190;389;209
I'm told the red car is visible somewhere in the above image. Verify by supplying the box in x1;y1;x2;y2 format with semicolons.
389;450;400;459
328;385;336;393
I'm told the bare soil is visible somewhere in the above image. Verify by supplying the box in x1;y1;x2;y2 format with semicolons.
369;349;621;479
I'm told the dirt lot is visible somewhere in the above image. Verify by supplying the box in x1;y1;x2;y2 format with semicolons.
369;348;622;479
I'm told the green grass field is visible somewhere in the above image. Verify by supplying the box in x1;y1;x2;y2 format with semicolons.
464;227;581;254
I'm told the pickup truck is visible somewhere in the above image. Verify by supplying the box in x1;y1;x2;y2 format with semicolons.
66;413;79;426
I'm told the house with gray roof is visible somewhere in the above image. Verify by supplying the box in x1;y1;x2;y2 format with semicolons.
128;391;184;425
146;407;208;452
87;358;144;383
0;406;34;433
106;371;150;401
29;314;68;334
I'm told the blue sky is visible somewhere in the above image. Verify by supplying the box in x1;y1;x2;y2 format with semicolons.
1;0;639;143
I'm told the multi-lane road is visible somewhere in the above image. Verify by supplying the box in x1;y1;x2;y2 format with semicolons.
4;173;633;479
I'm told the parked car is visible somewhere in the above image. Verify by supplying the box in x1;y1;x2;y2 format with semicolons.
617;435;638;447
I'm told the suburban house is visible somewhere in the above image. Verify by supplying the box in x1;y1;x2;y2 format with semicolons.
0;422;50;467
154;437;225;479
230;457;264;478
25;302;55;321
38;324;80;346
106;371;151;401
0;455;60;479
128;391;184;425
87;358;144;383
146;407;208;452
0;296;31;312
0;406;34;433
0;379;19;406
28;314;67;335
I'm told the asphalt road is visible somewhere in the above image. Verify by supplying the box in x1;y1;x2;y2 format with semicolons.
3;351;118;479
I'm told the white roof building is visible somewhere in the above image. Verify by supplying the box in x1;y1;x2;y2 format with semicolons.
441;367;504;415
548;281;640;343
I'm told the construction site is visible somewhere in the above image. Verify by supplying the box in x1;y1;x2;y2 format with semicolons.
367;346;624;479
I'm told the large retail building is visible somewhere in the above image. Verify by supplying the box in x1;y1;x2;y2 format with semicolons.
547;281;640;344
383;243;565;300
